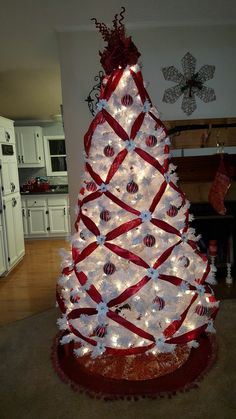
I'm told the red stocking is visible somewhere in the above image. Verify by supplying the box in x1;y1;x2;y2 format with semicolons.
208;156;235;215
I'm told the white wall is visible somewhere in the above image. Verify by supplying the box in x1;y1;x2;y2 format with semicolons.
57;24;236;229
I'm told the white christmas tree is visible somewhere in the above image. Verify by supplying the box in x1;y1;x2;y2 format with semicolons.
57;10;219;367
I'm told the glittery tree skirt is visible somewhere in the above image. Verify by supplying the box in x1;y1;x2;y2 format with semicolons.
51;332;217;399
73;344;190;380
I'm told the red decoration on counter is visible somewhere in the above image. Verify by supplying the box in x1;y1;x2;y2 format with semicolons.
208;240;217;257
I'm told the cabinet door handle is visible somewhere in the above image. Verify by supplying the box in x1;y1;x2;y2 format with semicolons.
18;155;21;163
28;209;30;217
21;155;24;163
22;208;25;216
10;182;15;192
12;198;17;207
5;131;10;142
63;207;66;215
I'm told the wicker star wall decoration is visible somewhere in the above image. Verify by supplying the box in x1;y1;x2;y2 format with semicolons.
162;52;216;116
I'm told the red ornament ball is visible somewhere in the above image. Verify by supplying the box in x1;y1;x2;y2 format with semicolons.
166;205;178;217
126;180;138;194
97;112;106;124
153;296;165;310
143;234;156;247
94;324;107;338
178;256;190;268
104;144;115;157
145;135;157;147
195;304;208;316
121;94;133;107
100;209;111;222
103;262;116;275
86;181;97;192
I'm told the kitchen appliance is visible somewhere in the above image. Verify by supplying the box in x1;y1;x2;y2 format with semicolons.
0;116;25;276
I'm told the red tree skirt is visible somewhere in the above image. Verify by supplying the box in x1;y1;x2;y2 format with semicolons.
51;332;217;400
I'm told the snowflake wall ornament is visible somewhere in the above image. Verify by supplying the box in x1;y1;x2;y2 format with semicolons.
162;52;216;116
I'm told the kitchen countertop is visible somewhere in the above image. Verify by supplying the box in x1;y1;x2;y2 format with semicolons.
21;189;68;195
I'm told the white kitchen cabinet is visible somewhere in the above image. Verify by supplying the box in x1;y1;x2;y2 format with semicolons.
48;207;68;235
27;207;48;236
0;226;7;275
26;197;48;236
0;116;15;144
3;193;25;269
15;126;45;168
0;160;20;195
21;198;28;236
22;194;70;238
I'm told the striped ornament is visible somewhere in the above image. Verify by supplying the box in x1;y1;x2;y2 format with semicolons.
86;181;97;192
103;262;116;275
145;135;157;147
100;209;111;222
195;304;208;316
121;94;133;106
178;256;190;267
70;294;80;303
166;205;178;217
79;230;86;240
94;324;107;338
143;234;156;247
126;180;138;194
104;144;115;157
153;296;165;310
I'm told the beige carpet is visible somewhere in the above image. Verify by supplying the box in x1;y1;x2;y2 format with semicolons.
0;301;236;419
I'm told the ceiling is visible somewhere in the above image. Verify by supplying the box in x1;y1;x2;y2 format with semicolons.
0;0;235;121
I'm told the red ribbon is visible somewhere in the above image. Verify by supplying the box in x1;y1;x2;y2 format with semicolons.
75;271;102;304
67;308;97;346
105;149;128;183
105;242;149;268
84;113;102;156
148;111;168;136
167;324;207;345
103;109;129;141
105;191;140;215
106;218;142;241
105;342;154;356
85;162;103;186
80;212;100;237
151;218;181;236
102;68;124;101
130;69;148;104
164;293;198;338
154;241;181;269
135;147;164;175
82;190;102;205
107;310;155;342
159;274;184;287
76;242;98;263
149;181;167;213
108;275;150;308
130;112;145;140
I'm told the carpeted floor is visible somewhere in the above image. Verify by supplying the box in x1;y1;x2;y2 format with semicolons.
0;301;236;419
